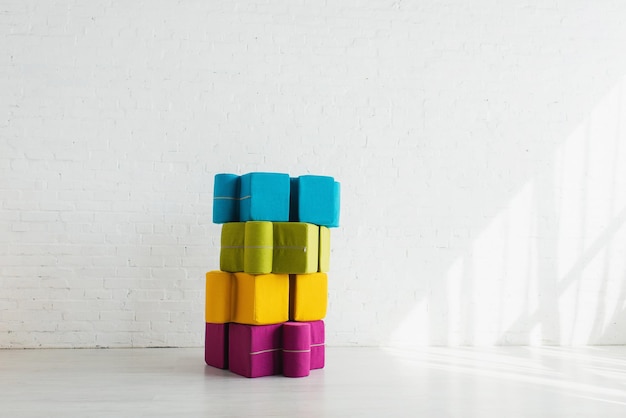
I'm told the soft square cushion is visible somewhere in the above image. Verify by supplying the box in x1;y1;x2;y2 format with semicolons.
205;323;229;369
205;271;234;323
295;175;340;228
220;223;245;272
330;181;340;227
228;323;284;378
232;272;289;325
282;322;311;378
289;273;328;322
308;320;325;369
318;226;330;273
244;221;273;274
213;174;240;224
272;222;319;274
239;172;290;222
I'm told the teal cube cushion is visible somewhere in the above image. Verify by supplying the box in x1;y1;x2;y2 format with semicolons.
240;172;290;222
296;175;340;228
213;174;240;224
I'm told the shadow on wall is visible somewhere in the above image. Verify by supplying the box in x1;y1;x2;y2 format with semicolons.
387;75;626;346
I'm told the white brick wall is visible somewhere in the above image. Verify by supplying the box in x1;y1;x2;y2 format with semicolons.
2;0;626;348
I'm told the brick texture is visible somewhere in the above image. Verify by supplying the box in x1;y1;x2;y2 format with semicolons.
2;1;626;347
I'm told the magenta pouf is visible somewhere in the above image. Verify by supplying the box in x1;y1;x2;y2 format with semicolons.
307;320;325;370
282;322;311;377
229;323;283;378
205;323;229;369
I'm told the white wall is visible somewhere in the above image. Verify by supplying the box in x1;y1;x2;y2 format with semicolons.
2;0;626;348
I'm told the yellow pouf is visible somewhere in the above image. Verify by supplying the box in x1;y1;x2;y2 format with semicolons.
205;271;234;323
289;272;328;321
232;272;289;325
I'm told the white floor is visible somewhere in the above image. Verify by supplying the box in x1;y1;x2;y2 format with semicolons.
2;346;626;417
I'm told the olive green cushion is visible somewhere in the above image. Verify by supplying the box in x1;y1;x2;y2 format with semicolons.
272;222;319;274
243;221;273;274
220;222;245;272
318;226;330;273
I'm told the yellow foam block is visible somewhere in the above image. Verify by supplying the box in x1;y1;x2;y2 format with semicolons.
205;271;234;323
289;272;328;322
232;272;289;325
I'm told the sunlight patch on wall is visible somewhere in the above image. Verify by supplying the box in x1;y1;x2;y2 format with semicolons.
554;77;626;344
469;181;537;345
388;76;626;347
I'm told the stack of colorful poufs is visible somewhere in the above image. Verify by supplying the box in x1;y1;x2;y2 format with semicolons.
204;172;340;378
